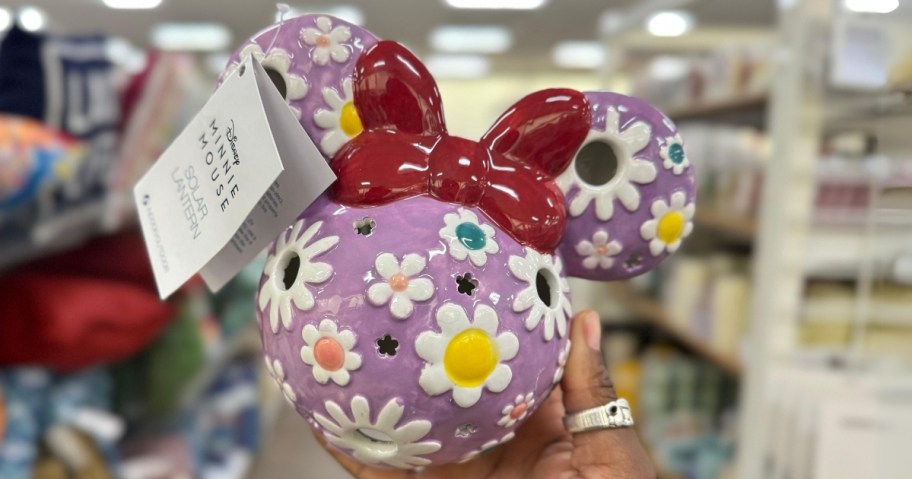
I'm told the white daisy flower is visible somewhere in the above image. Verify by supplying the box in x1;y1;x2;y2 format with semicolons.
300;16;352;66
367;253;434;320
223;44;308;110
314;78;362;157
258;220;338;333
416;304;519;408
576;231;622;270
459;432;515;463
508;248;572;341
314;395;441;468
438;208;500;267
552;340;571;384
264;356;297;405
300;318;362;386
640;191;695;256
557;108;657;221
660;134;690;175
497;393;535;428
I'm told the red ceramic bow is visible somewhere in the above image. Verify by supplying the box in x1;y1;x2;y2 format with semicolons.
330;41;591;252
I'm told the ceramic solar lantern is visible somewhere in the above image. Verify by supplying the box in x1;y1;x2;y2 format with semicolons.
220;14;695;468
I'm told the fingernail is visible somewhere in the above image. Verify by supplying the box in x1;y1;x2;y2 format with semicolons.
582;310;601;351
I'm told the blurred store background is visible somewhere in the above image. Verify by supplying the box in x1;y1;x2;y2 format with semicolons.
0;0;910;478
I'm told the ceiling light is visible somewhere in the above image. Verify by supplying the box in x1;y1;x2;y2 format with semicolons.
646;10;694;37
551;41;605;69
18;6;46;32
426;54;490;79
103;0;162;9
844;0;898;14
430;26;512;54
444;0;548;10
151;23;232;51
278;5;364;25
0;8;11;31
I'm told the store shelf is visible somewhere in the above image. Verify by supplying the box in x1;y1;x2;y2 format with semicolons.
605;283;743;375
626;296;743;377
665;94;768;123
694;209;757;242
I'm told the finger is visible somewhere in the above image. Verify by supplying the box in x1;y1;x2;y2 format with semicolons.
561;309;616;414
560;310;657;478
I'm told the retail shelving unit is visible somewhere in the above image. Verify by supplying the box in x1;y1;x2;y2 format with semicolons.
738;1;912;478
693;209;757;243
664;93;768;124
603;2;912;477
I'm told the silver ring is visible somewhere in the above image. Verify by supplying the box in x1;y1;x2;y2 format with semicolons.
563;398;634;433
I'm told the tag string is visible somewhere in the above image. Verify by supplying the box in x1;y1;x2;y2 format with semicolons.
267;3;290;53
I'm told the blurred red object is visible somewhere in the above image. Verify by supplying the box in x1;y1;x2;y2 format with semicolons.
0;231;175;372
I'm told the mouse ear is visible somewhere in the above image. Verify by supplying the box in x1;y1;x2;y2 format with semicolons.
217;14;379;162
555;91;696;281
353;41;446;136
480;89;590;177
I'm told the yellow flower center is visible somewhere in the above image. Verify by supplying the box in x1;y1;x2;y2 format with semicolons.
657;211;686;244
443;329;498;388
340;101;363;137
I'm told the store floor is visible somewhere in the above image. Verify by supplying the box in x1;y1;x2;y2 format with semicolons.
248;402;348;478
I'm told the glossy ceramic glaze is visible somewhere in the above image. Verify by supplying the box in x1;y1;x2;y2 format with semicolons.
259;195;571;466
332;41;591;251
234;14;695;468
218;14;378;162
556;92;697;280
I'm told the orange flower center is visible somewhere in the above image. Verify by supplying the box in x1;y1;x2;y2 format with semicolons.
314;338;345;371
596;244;610;256
389;273;410;292
510;402;528;420
316;35;331;48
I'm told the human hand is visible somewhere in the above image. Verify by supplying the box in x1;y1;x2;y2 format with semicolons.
314;309;657;479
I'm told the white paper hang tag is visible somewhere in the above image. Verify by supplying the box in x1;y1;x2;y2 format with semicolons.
134;56;336;298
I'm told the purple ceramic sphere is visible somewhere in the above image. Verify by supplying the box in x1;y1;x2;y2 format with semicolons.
258;195;571;466
557;92;697;281
218;15;378;163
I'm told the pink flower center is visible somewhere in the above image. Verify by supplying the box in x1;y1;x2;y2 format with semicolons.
314;337;345;371
596;244;610;256
510;402;528;420
316;35;331;48
389;273;410;292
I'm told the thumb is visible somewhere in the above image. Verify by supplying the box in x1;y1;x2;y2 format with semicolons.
561;309;616;414
560;310;658;478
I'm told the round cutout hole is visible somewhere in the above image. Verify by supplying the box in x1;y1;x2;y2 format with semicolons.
264;67;287;99
535;268;558;308
575;140;619;186
281;253;300;291
354;428;398;457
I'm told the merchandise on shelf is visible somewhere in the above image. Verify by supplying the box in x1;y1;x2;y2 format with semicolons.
600;333;739;479
0;25;122;268
0;231;174;372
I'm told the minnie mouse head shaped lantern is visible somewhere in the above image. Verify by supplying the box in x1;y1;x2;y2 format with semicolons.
221;15;695;468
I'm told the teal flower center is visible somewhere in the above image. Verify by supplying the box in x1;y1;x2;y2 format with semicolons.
455;222;487;251
668;143;685;165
